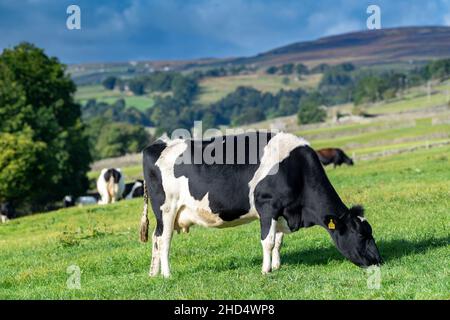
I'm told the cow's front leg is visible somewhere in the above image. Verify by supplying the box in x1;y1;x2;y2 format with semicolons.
260;217;277;274
271;232;284;271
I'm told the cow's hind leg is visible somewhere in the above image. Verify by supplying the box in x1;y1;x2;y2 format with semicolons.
149;230;161;277
157;201;177;278
271;231;284;271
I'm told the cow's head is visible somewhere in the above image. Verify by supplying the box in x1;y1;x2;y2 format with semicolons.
345;157;354;166
325;206;382;267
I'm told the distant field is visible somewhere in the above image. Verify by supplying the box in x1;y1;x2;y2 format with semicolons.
75;85;154;111
367;92;449;114
301;117;450;156
1;145;448;299
197;74;322;104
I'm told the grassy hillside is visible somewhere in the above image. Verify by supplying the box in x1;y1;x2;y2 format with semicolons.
197;74;321;104
76;85;155;111
1;145;449;299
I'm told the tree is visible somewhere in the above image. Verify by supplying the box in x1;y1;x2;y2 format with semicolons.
0;42;91;210
102;76;117;90
280;63;294;75
266;66;278;74
296;63;309;75
297;93;327;125
353;75;384;105
94;122;151;159
128;79;145;95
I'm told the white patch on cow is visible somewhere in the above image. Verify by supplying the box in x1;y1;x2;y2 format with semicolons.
0;215;8;223
248;132;309;213
357;216;367;222
125;181;143;199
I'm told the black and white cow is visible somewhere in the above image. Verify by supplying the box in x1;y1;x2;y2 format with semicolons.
0;202;15;222
123;180;144;199
140;132;382;277
97;168;125;204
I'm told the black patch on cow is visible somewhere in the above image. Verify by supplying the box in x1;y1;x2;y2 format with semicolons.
123;180;144;198
143;140;167;236
173;132;274;222
1;202;16;218
104;168;122;183
254;145;349;239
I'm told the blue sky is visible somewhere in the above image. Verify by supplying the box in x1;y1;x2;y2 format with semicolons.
1;0;450;63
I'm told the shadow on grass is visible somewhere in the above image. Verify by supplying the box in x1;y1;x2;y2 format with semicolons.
188;236;449;273
281;236;450;267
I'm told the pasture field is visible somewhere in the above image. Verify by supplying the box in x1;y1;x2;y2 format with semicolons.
75;85;155;111
196;74;322;104
0;145;449;299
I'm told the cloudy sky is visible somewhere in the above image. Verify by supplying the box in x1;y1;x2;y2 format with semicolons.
1;0;450;63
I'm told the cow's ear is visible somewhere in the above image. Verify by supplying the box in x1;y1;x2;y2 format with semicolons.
324;215;344;232
349;205;364;217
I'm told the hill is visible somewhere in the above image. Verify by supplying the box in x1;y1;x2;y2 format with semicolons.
68;26;450;85
234;26;450;67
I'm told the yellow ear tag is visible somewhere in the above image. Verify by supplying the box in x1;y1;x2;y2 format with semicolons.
328;219;336;230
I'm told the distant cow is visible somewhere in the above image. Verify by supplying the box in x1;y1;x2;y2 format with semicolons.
0;202;15;222
140;132;382;278
316;148;354;168
123;180;144;199
97;168;125;204
63;193;100;208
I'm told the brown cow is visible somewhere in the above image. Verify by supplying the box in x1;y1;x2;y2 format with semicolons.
316;148;354;168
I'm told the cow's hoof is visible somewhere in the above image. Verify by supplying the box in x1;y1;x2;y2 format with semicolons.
272;263;280;271
149;270;159;277
261;269;272;275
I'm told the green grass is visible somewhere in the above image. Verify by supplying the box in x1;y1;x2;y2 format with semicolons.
367;91;449;114
75;85;154;111
197;74;321;104
1;146;449;299
299;117;450;156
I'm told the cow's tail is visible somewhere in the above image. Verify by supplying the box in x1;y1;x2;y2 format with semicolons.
107;176;116;200
140;180;149;242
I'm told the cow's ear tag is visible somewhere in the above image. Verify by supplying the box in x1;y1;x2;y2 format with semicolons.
328;219;336;230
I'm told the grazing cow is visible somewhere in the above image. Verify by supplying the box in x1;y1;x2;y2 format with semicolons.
123;180;144;199
97;168;125;204
316;148;354;168
140;132;382;278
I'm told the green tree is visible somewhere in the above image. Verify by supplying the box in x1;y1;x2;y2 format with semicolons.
102;76;117;90
266;66;278;74
296;63;309;75
94;122;151;159
280;63;294;75
0;42;91;209
128;79;145;95
297;93;327;125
